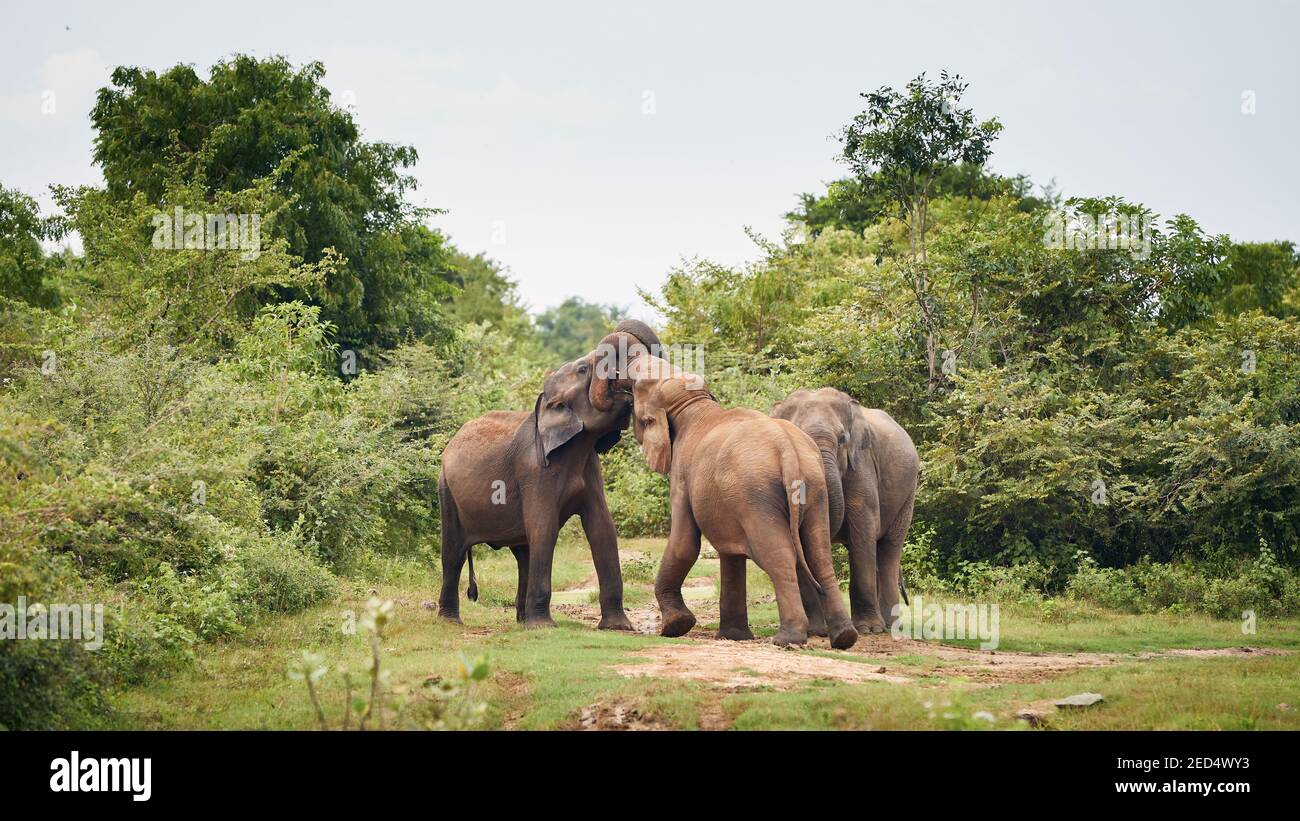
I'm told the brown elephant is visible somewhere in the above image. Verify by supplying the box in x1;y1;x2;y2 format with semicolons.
771;388;918;634
436;320;661;630
595;336;857;649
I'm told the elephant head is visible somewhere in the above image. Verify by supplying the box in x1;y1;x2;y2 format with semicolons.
625;354;712;475
771;388;871;534
535;319;664;466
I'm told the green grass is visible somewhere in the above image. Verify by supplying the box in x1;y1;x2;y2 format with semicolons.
108;533;1300;730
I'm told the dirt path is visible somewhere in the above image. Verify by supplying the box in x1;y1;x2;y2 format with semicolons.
556;596;1285;694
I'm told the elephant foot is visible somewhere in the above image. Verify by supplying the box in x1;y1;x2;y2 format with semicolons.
524;616;558;630
716;625;755;641
772;626;809;647
828;620;858;650
660;609;697;638
806;622;829;638
437;609;463;625
598;612;636;632
854;618;887;635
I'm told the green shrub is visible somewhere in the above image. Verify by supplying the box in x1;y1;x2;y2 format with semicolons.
620;554;658;583
951;559;1050;604
0;639;109;730
603;436;670;537
99;608;198;686
234;535;336;614
1065;545;1300;618
899;526;946;593
1065;556;1142;612
135;563;244;641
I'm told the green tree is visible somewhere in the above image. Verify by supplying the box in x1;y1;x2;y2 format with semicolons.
787;165;1050;240
839;71;1003;262
838;71;1002;390
535;297;622;361
90;54;453;349
444;248;536;342
0;184;62;309
1214;241;1299;319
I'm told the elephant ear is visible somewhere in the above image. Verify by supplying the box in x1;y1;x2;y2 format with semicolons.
534;393;584;466
845;399;872;472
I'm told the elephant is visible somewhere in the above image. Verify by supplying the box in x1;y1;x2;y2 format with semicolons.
436;319;662;630
771;388;918;635
594;334;857;649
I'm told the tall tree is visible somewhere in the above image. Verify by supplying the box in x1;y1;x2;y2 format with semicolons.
0;184;61;309
90;55;453;349
536;297;623;362
838;71;1002;390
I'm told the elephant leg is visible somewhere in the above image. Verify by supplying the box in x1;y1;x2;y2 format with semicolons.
876;492;915;630
522;513;560;629
436;482;468;623
580;469;634;631
797;567;828;637
845;504;884;633
437;539;468;623
745;523;809;647
656;493;701;638
717;555;754;640
510;545;529;623
801;514;857;650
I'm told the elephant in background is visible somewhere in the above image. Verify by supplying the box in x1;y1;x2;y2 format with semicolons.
772;388;918;634
436;320;662;630
596;336;857;649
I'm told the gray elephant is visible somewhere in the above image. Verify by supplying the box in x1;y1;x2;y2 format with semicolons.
771;388;918;634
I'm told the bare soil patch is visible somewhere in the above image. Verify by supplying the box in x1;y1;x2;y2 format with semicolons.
615;641;913;690
568;699;673;730
607;626;1288;691
555;579;1288;692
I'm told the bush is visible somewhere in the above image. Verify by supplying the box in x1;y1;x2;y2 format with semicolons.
603;436;670;537
950;559;1050;604
136;563;244;641
234;534;336;614
1065;544;1300;618
1065;555;1142;612
0;639;109;730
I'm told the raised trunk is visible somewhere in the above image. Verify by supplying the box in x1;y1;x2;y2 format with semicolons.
590;321;663;411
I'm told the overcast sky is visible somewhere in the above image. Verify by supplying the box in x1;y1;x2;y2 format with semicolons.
2;0;1297;320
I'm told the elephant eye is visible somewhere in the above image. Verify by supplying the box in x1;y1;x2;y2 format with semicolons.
577;363;589;374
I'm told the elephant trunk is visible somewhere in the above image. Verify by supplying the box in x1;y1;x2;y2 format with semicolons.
589;320;662;411
809;430;845;537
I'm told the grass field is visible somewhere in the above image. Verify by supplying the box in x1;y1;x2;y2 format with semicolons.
109;530;1300;730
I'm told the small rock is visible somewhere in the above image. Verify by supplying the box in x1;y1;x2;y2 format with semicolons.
1016;709;1046;727
875;666;887;674
1054;692;1105;709
421;600;437;610
1278;703;1292;711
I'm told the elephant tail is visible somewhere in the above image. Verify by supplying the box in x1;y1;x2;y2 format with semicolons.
780;437;823;597
466;546;478;602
